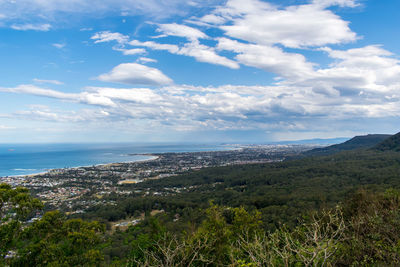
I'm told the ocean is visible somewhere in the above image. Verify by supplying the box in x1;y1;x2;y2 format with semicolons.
0;143;231;177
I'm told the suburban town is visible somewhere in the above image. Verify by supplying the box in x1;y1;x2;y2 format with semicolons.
1;144;315;216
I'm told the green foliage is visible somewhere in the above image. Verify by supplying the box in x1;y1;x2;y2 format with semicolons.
0;183;43;260
84;149;400;233
1;183;43;221
374;132;400;152
134;190;400;266
336;189;400;265
10;211;105;266
133;204;264;266
305;134;391;156
2;184;400;266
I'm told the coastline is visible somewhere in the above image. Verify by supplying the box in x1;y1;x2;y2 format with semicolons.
0;144;239;179
2;154;160;179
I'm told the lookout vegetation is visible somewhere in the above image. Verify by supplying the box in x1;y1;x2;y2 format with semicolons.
2;183;400;266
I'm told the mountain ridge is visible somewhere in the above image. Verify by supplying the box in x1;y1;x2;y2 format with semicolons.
304;134;392;156
374;132;400;152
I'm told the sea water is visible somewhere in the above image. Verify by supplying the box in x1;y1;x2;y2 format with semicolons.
0;143;230;177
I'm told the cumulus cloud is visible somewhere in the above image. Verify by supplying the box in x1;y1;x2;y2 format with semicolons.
97;63;173;86
194;0;357;48
292;45;400;95
2;0;399;138
3;82;400;131
217;38;315;79
118;0;358;71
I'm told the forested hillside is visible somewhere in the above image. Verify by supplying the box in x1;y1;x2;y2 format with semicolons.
2;133;400;266
81;148;400;231
375;132;400;152
303;134;391;156
2;184;400;266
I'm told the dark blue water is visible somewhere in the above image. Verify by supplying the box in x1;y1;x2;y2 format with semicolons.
0;143;230;177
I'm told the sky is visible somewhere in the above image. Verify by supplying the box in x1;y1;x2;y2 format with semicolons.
0;0;399;143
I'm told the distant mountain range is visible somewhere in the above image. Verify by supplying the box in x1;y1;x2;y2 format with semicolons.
272;137;350;145
304;134;393;156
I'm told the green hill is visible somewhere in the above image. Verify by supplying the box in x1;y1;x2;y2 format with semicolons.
304;134;392;156
374;132;400;152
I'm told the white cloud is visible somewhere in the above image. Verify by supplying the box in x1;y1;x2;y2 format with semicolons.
129;40;180;53
0;84;115;107
194;14;226;25
312;0;359;8
33;78;64;85
2;0;399;138
91;31;129;44
130;39;239;69
3;82;400;130
113;47;146;55
11;23;51;31
217;38;314;79
179;40;239;69
97;63;173;86
80;27;93;31
15;109;60;121
85;87;162;104
52;43;66;49
292;45;400;95
10;107;112;123
90;27;238;69
0;0;222;23
121;48;146;55
0;84;76;99
0;125;15;130
155;23;208;40
137;57;157;63
195;0;357;48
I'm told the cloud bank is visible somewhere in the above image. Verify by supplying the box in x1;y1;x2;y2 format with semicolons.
1;0;400;141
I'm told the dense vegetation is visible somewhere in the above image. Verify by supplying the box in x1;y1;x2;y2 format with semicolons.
2;184;400;266
303;134;391;156
81;149;400;231
2;133;400;265
375;132;400;152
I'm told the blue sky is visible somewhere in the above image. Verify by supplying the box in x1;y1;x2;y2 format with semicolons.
0;0;399;143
